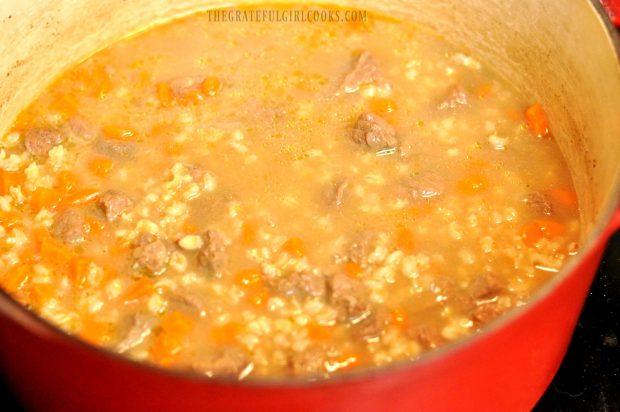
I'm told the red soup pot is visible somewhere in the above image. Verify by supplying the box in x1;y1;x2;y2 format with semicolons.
0;0;619;411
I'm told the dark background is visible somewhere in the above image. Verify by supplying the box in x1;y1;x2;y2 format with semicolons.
1;232;618;410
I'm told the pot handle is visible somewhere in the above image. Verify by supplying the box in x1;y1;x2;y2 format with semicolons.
600;0;620;26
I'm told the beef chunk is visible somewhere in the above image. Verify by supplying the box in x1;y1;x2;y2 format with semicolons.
437;86;469;110
523;191;553;216
351;307;390;342
94;138;137;159
273;271;327;299
328;273;371;322
408;324;446;350
116;313;157;353
51;208;86;244
340;51;390;94
471;303;506;325
133;233;169;274
198;230;228;274
347;232;376;265
351;112;398;149
195;347;253;379
289;347;326;376
169;289;207;316
468;274;505;301
24;128;64;156
99;190;133;221
400;173;444;201
61;117;99;145
326;179;349;208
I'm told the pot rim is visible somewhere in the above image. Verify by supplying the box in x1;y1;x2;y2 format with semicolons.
0;0;619;389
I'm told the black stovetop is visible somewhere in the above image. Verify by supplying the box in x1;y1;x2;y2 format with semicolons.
1;233;619;411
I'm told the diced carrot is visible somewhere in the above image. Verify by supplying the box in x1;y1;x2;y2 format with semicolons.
240;222;257;245
150;311;194;366
182;221;198;234
369;97;397;116
49;94;79;119
80;318;113;345
456;175;489;195
342;262;363;278
156;82;175;108
390;307;409;330
86;217;106;237
346;15;373;32
521;219;566;246
102;125;136;141
281;237;305;257
57;170;79;194
165;142;184;156
69;256;92;287
29;282;56;309
0;264;31;292
0;170;25;196
521;223;544;246
307;321;332;341
248;286;270;307
211;321;242;345
121;277;154;302
549;188;578;208
88;158;113;178
536;219;566;238
30;187;62;212
0;210;21;229
234;267;263;288
109;239;131;257
40;238;72;267
60;188;100;206
200;76;221;96
476;83;493;99
525;103;550;138
394;227;415;254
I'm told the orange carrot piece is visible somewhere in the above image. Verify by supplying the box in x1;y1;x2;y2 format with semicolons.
549;188;578;208
394;227;415;254
86;217;106;237
121;277;154;302
80;318;113;345
0;264;31;292
150;311;194;365
234;267;263;288
307;321;333;341
0;170;24;196
40;239;73;267
240;222;257;245
211;321;242;345
29;282;57;309
521;219;566;246
69;256;92;287
281;237;305;257
343;262;363;278
88;158;114;178
0;210;21;229
102;125;136;141
49;94;79;119
476;83;493;98
200;76;221;97
370;97;397;116
525;103;550;138
456;175;489;195
390;307;409;329
30;187;63;212
156;82;175;108
57;170;79;194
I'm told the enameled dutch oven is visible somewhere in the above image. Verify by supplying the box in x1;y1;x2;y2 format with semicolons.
0;0;619;411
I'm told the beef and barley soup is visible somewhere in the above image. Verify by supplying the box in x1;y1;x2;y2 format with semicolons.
0;6;580;379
